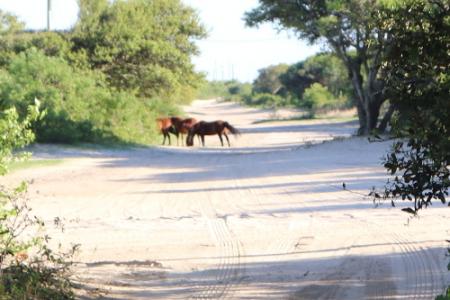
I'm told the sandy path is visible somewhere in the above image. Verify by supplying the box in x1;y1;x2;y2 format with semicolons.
4;99;449;299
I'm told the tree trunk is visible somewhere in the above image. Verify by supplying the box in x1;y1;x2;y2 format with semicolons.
377;103;395;133
348;61;384;135
368;100;381;132
355;96;367;135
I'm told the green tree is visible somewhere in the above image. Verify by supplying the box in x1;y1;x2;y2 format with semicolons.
374;3;449;297
0;102;40;175
245;0;392;134
377;0;449;213
253;64;289;95
71;0;206;101
0;11;24;66
280;53;352;106
302;53;352;99
303;83;337;115
0;48;166;144
279;60;314;101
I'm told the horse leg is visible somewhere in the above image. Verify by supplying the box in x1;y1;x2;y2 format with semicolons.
201;135;205;147
186;133;191;146
218;134;224;147
224;133;230;147
163;130;169;145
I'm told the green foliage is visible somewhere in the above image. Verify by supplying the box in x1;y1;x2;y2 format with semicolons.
0;102;76;299
196;80;229;99
303;54;352;100
302;83;344;115
226;82;252;99
381;138;449;212
377;0;449;213
245;1;391;134
436;289;450;300
0;31;71;67
0;11;23;34
252;64;289;95
0;11;25;67
435;244;450;300
0;48;170;144
72;0;206;101
242;93;286;109
0;1;205;145
280;53;353;109
0;100;41;175
227;53;353;114
196;80;252;101
0;183;78;300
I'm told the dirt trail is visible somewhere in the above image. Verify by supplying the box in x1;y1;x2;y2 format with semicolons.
4;100;449;299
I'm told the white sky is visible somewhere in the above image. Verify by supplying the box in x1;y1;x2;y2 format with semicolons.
0;0;320;83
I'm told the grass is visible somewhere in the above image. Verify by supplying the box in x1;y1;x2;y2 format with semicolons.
8;159;64;172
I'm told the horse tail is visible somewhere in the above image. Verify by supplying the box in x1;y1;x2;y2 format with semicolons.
224;122;240;136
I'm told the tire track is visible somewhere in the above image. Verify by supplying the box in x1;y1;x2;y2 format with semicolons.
191;204;243;299
190;154;244;299
355;215;445;299
387;231;443;299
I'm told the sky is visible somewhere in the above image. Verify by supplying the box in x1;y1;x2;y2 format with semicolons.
0;0;321;83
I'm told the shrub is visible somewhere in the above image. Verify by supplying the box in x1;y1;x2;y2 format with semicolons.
244;93;286;109
302;83;346;115
0;48;170;144
0;101;76;299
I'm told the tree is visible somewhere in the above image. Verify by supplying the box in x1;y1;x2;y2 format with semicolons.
253;64;289;95
245;0;392;134
71;0;206;101
0;11;23;36
0;11;24;67
280;53;352;104
303;82;336;115
0;48;170;144
302;53;352;99
279;60;314;101
377;0;449;213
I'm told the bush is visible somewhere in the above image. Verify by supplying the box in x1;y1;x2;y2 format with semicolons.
302;83;346;115
228;82;252;96
196;80;252;101
0;101;76;299
243;93;286;109
0;48;170;144
0;183;78;300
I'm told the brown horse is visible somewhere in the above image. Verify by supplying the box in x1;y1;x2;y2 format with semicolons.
186;120;240;147
156;117;179;145
171;117;197;146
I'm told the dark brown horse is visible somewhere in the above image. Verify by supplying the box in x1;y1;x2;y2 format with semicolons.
171;117;197;146
156;117;180;145
186;120;240;147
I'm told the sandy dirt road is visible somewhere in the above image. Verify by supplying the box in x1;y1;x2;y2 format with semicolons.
4;99;449;299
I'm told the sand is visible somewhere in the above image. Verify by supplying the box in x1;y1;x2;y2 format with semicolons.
3;99;449;299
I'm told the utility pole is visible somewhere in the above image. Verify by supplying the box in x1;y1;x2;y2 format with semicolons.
47;0;52;31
